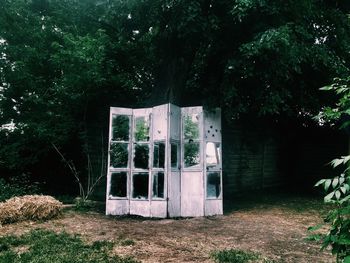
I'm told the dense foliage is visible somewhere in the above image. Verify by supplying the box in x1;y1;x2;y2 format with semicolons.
0;0;349;190
315;78;350;262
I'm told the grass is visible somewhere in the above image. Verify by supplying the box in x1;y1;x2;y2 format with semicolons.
0;229;139;263
211;249;275;263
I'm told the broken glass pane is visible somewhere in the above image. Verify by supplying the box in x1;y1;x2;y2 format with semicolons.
207;172;221;198
110;143;128;168
171;143;179;169
206;142;220;167
183;114;199;140
134;144;149;169
153;142;165;168
110;172;127;198
184;142;200;168
135;116;150;141
132;172;149;199
112;115;130;141
152;172;164;199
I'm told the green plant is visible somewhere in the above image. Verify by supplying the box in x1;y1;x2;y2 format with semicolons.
0;229;140;263
315;157;350;262
210;249;273;263
314;77;350;262
120;239;135;246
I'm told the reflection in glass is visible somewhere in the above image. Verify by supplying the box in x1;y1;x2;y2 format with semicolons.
184;142;200;168
112;115;129;141
152;172;164;198
207;172;221;198
153;142;165;168
110;172;127;198
132;172;149;199
135;116;150;141
171;143;179;169
134;144;149;169
206;142;221;167
110;143;128;168
183;114;199;140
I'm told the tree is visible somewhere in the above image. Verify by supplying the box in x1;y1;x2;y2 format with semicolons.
0;0;349;195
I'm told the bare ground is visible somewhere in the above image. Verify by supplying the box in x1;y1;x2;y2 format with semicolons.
0;193;335;263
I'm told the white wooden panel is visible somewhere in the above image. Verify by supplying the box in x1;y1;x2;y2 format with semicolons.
169;104;181;140
107;107;132;216
106;200;129;215
168;172;181;217
152;104;168;141
150;201;167;218
130;201;151;217
110;107;133;115
181;106;203;171
181;171;204;217
205;199;223;216
132;108;152;116
204;108;221;142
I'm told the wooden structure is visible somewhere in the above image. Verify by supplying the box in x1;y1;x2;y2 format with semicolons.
106;103;222;217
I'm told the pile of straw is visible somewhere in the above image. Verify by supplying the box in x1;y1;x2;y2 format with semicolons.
0;195;63;225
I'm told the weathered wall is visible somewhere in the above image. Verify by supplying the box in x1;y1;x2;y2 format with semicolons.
222;122;283;200
222;120;348;201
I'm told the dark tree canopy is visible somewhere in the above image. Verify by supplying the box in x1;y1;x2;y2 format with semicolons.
0;0;349;183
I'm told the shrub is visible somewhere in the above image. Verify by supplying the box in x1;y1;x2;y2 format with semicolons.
315;156;350;262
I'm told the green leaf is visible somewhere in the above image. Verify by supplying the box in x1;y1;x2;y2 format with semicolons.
339;177;345;185
315;179;326;187
340;195;350;204
324;191;335;202
344;184;350;192
344;256;350;263
307;224;323;232
335;190;341;200
320;85;333;91
340;186;347;194
343;155;350;164
331;158;343;168
332;177;339;188
324;179;332;191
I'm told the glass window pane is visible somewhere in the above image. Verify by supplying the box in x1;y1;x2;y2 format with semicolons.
135;116;150;141
132;172;149;199
112;115;130;141
110;143;128;168
206;142;220;167
153;142;165;168
207;172;221;198
171;143;179;169
134;144;149;169
110;172;127;198
184;113;200;140
184;142;200;168
152;172;164;199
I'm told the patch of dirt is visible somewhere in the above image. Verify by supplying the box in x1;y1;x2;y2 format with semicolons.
0;195;335;263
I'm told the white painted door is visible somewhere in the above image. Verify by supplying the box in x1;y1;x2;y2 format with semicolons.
181;107;204;217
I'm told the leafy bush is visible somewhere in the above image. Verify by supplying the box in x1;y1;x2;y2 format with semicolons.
315;156;350;262
314;78;350;262
0;229;140;263
0;175;40;202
